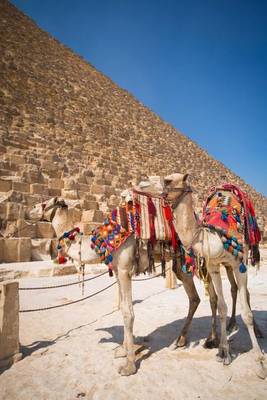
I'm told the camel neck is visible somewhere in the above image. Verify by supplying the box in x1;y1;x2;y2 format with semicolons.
172;192;199;249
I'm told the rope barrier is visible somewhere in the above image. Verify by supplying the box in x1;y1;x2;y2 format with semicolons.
19;264;164;290
19;281;117;313
132;272;162;281
19;270;108;291
18;264;168;312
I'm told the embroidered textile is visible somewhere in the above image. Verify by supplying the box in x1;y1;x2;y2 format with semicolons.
202;184;261;260
91;205;135;275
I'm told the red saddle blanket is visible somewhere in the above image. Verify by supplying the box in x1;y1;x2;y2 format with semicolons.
202;184;261;259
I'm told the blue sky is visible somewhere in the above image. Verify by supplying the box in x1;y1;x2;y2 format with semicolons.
11;0;267;196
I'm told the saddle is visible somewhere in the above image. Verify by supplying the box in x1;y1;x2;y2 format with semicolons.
91;190;189;277
202;184;261;266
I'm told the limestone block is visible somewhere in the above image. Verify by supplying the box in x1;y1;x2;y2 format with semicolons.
31;239;52;261
0;178;12;192
6;202;25;220
77;183;91;192
48;178;64;189
36;221;55;238
8;154;26;165
12;181;30;193
0;203;6;219
81;210;103;223
78;191;97;201
30;183;49;196
80;222;98;235
0;144;6;154
68;207;82;223
49;188;62;197
40;159;58;171
90;184;105;195
108;195;120;208
82;200;99;210
0;282;22;368
61;189;79;200
0;238;32;262
23;194;45;206
63;178;77;190
17;219;36;238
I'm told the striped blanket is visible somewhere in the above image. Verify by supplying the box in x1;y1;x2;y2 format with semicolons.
133;190;177;249
90;190;178;275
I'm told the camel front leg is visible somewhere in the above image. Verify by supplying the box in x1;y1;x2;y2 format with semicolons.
117;269;136;376
209;266;232;365
233;267;266;379
204;277;219;348
170;271;200;349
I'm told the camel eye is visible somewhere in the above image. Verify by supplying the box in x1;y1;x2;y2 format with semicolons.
164;179;172;186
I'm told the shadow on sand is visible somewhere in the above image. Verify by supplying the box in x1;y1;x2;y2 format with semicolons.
96;310;267;371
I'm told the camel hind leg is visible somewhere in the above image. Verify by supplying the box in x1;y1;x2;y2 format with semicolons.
209;265;232;365
170;270;200;349
225;266;263;338
204;277;219;348
232;267;266;379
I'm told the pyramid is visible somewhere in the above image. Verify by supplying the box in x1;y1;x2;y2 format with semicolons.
0;0;266;262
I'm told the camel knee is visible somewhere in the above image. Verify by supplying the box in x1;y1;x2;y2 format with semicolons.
209;297;217;308
242;310;253;326
192;296;200;308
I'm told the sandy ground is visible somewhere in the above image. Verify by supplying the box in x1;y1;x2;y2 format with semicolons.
1;253;267;400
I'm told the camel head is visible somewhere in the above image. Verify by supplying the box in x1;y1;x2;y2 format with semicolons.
29;197;68;222
120;176;164;205
163;173;190;203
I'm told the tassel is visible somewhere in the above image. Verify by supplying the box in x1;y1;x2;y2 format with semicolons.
239;262;247;273
182;264;187;273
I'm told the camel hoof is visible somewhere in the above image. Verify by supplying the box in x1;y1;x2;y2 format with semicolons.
169;336;187;350
254;362;267;380
118;361;137;376
114;346;127;359
204;336;219;349
216;349;232;365
177;336;187;348
223;354;232;366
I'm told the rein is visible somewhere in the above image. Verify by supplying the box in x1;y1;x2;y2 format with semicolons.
43;200;68;222
164;186;193;210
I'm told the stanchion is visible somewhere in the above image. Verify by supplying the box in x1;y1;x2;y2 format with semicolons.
0;282;22;369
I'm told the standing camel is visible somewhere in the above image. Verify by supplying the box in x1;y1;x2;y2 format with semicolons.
163;173;266;379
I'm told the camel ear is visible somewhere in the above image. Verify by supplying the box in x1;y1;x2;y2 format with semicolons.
53;197;58;204
183;174;189;182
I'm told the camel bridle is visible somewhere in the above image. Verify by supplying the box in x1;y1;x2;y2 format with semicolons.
164;185;193;210
42;199;68;222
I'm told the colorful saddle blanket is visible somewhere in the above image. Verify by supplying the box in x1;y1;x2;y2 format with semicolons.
203;184;261;261
91;191;178;275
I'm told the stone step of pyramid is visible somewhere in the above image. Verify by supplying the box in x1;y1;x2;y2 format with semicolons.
0;0;265;262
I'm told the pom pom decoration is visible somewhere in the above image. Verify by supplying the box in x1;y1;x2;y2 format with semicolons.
239;262;247;273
